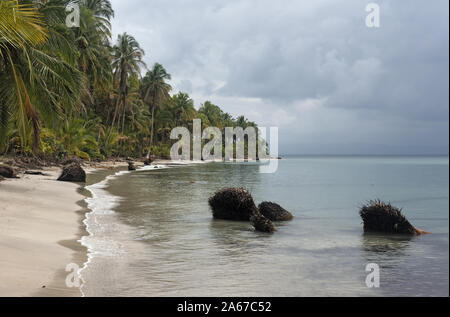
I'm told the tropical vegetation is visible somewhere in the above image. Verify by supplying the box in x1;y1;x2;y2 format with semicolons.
0;0;259;161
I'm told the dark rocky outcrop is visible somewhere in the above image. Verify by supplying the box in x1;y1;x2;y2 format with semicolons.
258;202;294;221
128;162;137;171
360;200;429;235
250;211;276;233
144;158;152;166
209;188;258;221
0;165;16;179
57;163;86;183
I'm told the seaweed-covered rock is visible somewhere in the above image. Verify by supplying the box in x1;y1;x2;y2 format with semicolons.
259;202;294;221
0;165;16;178
209;188;258;221
360;200;429;235
250;212;276;233
128;162;136;171
57;163;86;183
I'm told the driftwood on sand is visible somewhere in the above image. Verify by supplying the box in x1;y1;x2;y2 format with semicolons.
360;200;429;235
24;171;50;176
258;202;294;221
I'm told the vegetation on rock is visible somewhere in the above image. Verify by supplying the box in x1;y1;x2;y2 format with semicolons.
360;200;429;235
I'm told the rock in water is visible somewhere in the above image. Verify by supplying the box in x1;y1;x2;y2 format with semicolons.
360;200;429;235
144;158;152;166
258;202;294;221
0;165;16;178
209;188;258;221
57;163;86;183
250;212;276;233
128;162;137;171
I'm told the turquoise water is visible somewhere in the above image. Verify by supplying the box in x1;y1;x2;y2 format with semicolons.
81;156;449;297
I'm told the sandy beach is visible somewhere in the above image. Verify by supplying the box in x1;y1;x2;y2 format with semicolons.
0;159;162;297
0;167;88;297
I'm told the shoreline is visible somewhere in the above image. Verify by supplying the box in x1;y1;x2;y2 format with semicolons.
0;160;134;297
0;167;86;297
0;159;176;297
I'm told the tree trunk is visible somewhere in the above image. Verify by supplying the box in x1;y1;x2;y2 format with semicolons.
105;92;121;146
147;91;157;159
150;105;155;149
121;94;127;135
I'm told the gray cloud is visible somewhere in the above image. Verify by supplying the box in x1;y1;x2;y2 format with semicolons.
110;0;449;154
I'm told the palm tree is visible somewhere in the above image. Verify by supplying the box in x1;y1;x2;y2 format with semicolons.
119;84;142;135
172;92;195;127
75;3;113;94
199;101;227;129
0;0;84;152
106;33;145;146
0;1;258;160
155;105;175;144
82;0;114;39
141;63;172;157
235;116;249;129
0;1;46;148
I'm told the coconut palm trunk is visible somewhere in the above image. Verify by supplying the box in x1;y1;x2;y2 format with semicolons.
148;92;157;158
141;64;172;159
121;93;127;134
105;92;121;145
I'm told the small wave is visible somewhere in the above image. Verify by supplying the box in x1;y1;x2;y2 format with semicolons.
78;164;177;296
78;169;132;297
136;165;169;171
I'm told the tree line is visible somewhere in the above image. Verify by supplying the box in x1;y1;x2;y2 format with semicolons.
0;0;259;161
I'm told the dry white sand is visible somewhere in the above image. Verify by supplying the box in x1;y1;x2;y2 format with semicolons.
0;168;85;297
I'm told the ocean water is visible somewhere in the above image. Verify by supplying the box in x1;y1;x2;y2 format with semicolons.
80;156;449;297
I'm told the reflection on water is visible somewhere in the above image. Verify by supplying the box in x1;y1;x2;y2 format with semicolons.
81;157;449;297
361;233;449;296
362;233;413;257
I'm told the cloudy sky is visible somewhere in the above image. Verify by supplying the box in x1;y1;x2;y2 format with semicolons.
110;0;449;155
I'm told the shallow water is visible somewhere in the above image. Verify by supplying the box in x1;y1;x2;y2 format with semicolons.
80;156;449;297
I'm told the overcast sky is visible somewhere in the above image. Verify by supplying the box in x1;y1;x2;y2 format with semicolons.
110;0;449;155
